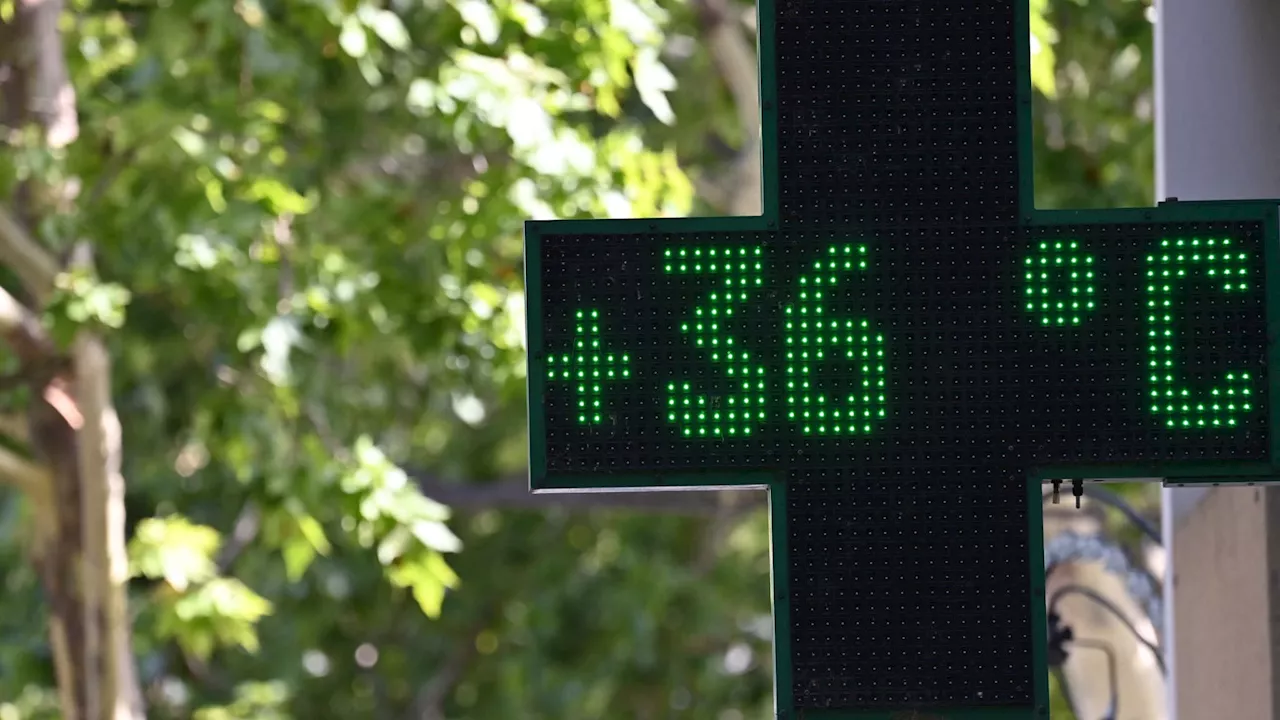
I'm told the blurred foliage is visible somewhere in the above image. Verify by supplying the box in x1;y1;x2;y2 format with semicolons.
0;0;1157;718
1031;0;1156;211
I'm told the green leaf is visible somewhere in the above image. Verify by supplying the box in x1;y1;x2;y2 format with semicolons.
409;519;461;553
361;8;410;51
170;126;207;157
338;17;368;58
281;538;316;581
1029;0;1059;99
295;513;330;555
128;516;221;592
376;525;413;565
53;270;133;330
632;47;676;125
242;178;317;215
259;315;301;385
386;552;458;618
156;577;274;660
424;549;459;589
193;682;292;720
456;0;501;45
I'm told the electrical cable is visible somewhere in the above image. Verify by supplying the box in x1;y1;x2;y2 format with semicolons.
1041;487;1164;716
1069;638;1121;720
1051;667;1084;720
1049;610;1119;720
1042;483;1162;546
1048;582;1166;676
1044;532;1164;640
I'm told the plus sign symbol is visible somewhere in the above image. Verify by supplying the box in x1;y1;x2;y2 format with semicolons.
523;0;1279;717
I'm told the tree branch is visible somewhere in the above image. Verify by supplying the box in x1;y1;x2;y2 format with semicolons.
693;490;754;574
0;282;60;418
1;5;149;720
411;628;480;720
0;199;59;303
0;411;30;444
8;0;77;148
689;0;762;215
0;281;54;353
73;332;146;718
0;0;72;302
215;502;262;573
0;440;47;493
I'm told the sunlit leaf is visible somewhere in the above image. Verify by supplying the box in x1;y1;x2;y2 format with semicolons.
362;8;410;51
633;47;677;125
1029;0;1060;99
128;516;220;592
338;17;368;58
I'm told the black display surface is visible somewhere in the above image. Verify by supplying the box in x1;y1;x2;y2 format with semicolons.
524;0;1276;715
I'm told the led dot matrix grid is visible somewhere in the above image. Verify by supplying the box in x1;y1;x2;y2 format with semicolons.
545;309;631;425
1146;237;1254;429
662;246;766;438
1025;239;1095;326
544;229;1268;459
785;244;888;436
525;0;1278;715
534;220;1272;713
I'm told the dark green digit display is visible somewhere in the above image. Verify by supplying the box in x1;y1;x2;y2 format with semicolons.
1024;240;1096;326
1145;237;1254;429
545;309;630;425
784;244;886;436
548;234;1272;439
662;246;765;438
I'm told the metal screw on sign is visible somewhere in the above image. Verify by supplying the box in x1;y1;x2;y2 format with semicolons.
523;0;1279;716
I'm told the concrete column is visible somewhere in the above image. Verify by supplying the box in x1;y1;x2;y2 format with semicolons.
1155;0;1280;717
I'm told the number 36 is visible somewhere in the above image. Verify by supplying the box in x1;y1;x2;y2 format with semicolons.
663;237;1255;438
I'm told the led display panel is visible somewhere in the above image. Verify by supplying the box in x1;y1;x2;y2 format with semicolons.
523;0;1278;714
535;221;1270;477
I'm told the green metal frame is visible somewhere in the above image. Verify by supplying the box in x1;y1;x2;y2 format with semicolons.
768;480;794;716
788;710;1039;720
522;0;1280;717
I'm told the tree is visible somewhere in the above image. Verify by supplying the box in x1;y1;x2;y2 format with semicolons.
0;0;1162;718
0;0;767;716
1;0;143;717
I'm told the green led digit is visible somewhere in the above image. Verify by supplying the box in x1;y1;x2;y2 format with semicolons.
783;244;886;435
546;309;631;424
662;246;767;438
1146;237;1254;429
1024;240;1096;326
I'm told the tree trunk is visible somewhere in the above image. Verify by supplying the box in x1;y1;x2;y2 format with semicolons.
0;2;146;719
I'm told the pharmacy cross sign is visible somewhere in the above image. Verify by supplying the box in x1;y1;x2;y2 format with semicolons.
523;0;1279;718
